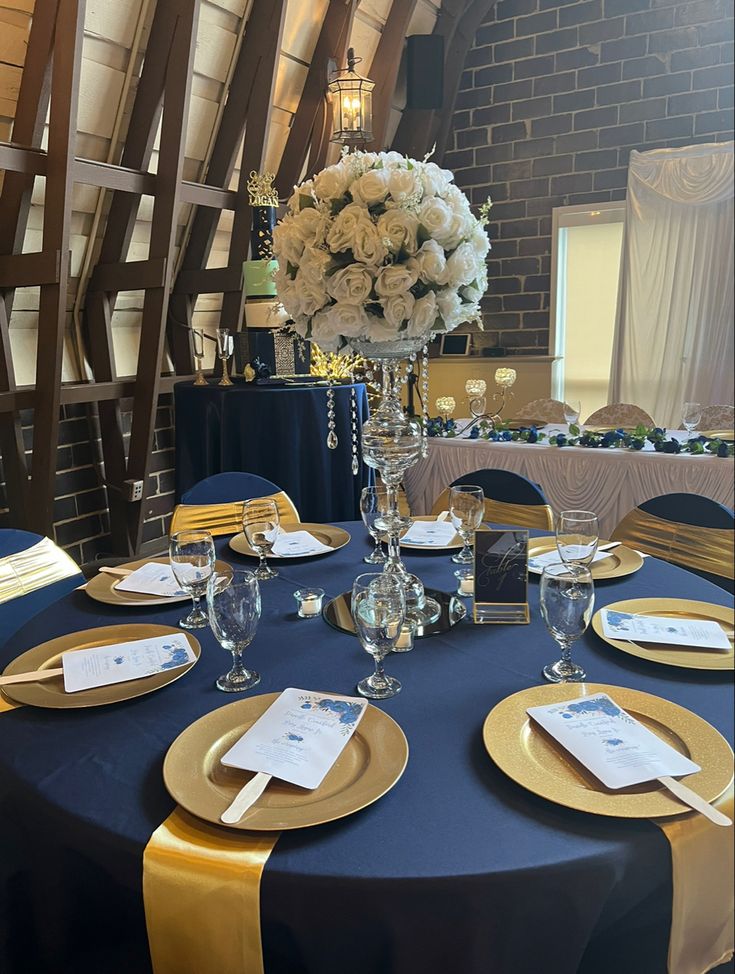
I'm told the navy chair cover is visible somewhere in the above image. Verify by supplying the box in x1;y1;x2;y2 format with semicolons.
0;529;84;646
181;472;281;505
639;492;734;529
451;468;550;506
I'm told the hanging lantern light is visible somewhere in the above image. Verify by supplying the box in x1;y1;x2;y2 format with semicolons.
328;48;375;147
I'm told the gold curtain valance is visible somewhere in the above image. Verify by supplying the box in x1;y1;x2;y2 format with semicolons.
0;537;81;606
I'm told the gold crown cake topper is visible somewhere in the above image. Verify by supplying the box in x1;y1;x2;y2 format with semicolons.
247;170;279;207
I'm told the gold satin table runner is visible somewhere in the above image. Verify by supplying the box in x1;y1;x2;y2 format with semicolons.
143;808;280;974
657;784;734;974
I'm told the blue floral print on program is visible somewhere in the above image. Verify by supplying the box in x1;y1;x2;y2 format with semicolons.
564;697;636;724
318;699;363;725
160;644;190;669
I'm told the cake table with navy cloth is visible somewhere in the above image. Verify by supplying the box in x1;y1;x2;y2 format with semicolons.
0;529;733;974
174;380;370;521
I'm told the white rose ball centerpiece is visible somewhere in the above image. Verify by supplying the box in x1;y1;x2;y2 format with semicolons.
273;150;490;355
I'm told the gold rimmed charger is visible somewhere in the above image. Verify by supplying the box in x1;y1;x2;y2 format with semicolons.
229;523;350;559
483;682;733;819
700;429;734;441
399;515;464;551
528;540;643;580
0;624;200;709
163;692;409;830
84;557;230;607
592;598;734;671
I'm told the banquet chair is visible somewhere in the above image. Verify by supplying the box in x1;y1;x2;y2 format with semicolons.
170;472;300;537
584;403;654;428
699;404;734;432
513;398;566;424
611;493;734;592
431;469;555;530
0;529;84;645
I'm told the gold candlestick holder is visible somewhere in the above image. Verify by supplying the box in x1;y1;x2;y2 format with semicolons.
460;368;517;435
192;328;208;386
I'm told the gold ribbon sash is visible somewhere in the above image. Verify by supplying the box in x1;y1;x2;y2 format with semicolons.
0;537;80;605
431;489;554;530
143;808;279;974
612;508;734;581
170;492;300;537
657;784;734;974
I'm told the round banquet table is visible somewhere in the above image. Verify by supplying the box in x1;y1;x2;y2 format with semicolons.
0;527;733;974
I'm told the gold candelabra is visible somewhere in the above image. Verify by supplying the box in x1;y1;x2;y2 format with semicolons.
461;368;517;434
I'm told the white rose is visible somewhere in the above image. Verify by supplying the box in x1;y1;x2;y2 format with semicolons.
387;167;422;203
287;179;314;212
293;206;327;247
461;283;483;305
418;197;454;246
377;209;419;255
330;302;370;337
351;168;389;205
326;202;368;253
310;303;360;351
298;246;333;285
274;266;299;319
436;288;463;330
379;151;405;167
407;291;438;337
326;264;374;304
297;277;329;317
364;311;402;342
272;215;305;266
420;162;454;198
313;165;349;201
444;242;479;289
469;224;491;260
351;219;388;266
381;291;415;330
374;263;419;299
408;239;447;284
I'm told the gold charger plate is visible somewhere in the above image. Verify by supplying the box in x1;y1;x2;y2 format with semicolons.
0;624;200;709
229;522;350;559
163;692;409;830
700;429;734;440
399;515;463;551
84;557;231;607
528;540;643;580
483;682;733;819
592;598;735;671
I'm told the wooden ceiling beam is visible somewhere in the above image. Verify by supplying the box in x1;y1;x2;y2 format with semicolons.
366;0;420;151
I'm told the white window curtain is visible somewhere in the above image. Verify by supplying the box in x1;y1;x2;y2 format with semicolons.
609;142;734;428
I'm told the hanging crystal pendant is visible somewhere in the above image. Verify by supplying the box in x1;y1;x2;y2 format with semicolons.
421;344;430;458
350;385;359;476
326;384;338;450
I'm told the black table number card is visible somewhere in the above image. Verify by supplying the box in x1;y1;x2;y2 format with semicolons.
473;530;530;624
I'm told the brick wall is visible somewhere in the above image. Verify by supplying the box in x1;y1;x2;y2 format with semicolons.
447;0;734;354
0;396;176;564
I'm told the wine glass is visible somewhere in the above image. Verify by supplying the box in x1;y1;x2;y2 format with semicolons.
242;497;280;580
169;529;216;629
351;573;405;699
682;401;702;435
540;563;594;683
207;568;261;692
563;399;581;425
361;485;388;564
449;485;485;564
556;510;599;570
216;328;234;387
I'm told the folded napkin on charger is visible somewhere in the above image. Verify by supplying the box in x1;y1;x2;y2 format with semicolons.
271;530;333;557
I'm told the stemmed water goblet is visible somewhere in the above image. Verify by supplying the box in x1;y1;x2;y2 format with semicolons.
361;485;388;564
242;497;280;580
169;529;216;629
216;328;234;387
682;402;702;436
563;399;581;426
556;510;599;569
450;485;485;564
351;573;405;700
540;563;594;683
207;567;261;692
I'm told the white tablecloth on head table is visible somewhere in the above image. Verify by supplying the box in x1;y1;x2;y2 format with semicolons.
403;425;734;537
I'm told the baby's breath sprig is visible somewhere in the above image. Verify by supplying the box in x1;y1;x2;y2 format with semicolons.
478;196;493;227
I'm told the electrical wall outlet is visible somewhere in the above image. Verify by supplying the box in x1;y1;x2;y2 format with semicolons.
123;479;145;502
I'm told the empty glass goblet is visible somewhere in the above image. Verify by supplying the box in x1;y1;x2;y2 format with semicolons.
682;401;702;435
563;399;581;425
540;563;594;683
361;485;388;564
207;567;261;692
450;485;485;564
243;497;280;580
216;328;234;387
169;529;216;629
351;573;405;700
556;510;599;570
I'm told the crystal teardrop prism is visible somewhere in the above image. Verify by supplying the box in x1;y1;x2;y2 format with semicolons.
327;431;339;450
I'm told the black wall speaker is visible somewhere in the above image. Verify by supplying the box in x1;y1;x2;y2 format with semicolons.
406;35;444;110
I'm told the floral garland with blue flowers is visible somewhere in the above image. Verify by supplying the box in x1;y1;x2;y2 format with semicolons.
425;420;734;457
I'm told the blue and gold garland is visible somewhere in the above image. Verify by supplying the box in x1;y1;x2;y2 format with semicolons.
426;420;734;457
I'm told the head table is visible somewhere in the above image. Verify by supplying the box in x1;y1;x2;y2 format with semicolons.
404;425;735;538
0;525;732;974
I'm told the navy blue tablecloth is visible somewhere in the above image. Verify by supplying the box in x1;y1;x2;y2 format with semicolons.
174;381;370;522
0;531;732;974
